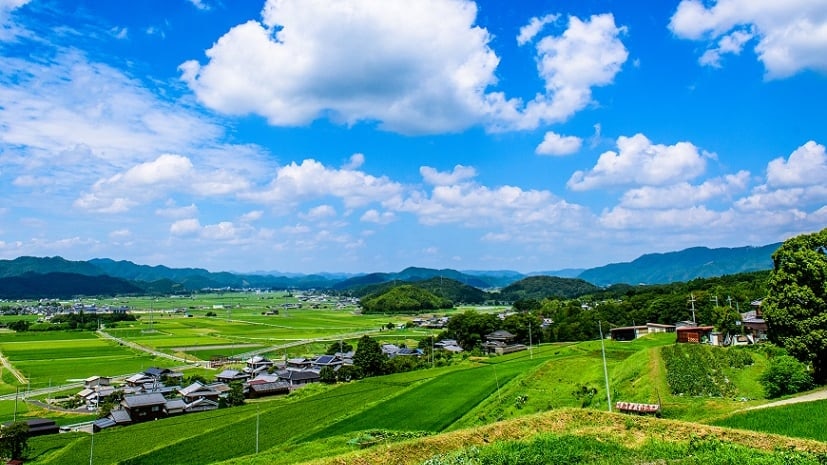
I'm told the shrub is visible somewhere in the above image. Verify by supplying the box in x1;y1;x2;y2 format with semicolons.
760;355;813;398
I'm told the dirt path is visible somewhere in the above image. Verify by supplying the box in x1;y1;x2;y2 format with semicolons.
0;352;27;384
743;387;827;411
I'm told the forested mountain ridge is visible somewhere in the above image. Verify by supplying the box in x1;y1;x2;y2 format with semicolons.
578;243;780;286
0;241;780;298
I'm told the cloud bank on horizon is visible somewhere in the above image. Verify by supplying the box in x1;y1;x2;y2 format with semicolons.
0;0;825;273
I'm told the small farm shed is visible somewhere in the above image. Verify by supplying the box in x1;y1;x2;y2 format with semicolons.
610;325;648;341
676;325;715;343
646;323;675;333
2;418;59;436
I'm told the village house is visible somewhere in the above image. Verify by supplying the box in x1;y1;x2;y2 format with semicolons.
741;299;768;341
482;330;527;355
277;369;320;386
246;379;290;398
178;381;221;404
434;339;464;353
215;369;249;384
244;355;275;375
286;357;313;370
311;354;344;370
120;392;168;423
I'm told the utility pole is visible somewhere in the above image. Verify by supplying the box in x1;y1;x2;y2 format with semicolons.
726;295;733;308
688;293;697;324
528;319;533;359
599;321;612;412
255;404;260;454
89;427;95;465
710;295;719;308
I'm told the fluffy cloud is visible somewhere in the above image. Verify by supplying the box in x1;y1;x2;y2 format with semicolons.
181;0;501;134
737;141;827;211
182;2;628;134
301;205;337;221
600;205;735;231
766;140;827;187
698;29;753;67
170;218;201;236
517;13;559;46
245;159;403;208
619;171;750;209
360;209;395;224
420;165;477;186
398;182;589;229
669;0;827;78
535;131;582;156
511;14;628;130
74;154;194;213
567;134;711;191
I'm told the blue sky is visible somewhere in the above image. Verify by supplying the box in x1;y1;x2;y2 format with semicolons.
1;0;825;274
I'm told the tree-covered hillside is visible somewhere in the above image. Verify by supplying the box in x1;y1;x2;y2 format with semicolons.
359;285;453;313
578;243;779;286
354;277;488;304
0;272;143;299
495;276;600;301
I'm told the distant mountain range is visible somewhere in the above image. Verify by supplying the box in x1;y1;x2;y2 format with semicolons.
0;242;780;299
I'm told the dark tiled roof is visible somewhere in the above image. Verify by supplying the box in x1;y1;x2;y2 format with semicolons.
110;409;132;424
122;392;167;408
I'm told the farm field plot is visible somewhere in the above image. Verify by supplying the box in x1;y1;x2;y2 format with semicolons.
0;334;179;388
105;309;415;361
711;399;827;442
308;358;545;439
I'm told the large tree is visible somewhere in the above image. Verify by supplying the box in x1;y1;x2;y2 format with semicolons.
353;335;387;377
0;421;29;461
763;228;827;383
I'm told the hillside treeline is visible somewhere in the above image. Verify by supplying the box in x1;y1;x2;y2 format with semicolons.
436;271;770;347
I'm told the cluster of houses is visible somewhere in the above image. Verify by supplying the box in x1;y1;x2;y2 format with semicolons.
85;350;364;431
609;300;768;345
0;299;129;318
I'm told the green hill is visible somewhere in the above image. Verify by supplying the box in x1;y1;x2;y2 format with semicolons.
495;275;600;301
354;277;488;304
359;284;453;313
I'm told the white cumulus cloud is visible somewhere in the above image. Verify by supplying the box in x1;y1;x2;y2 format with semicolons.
181;0;501;135
669;0;827;78
517;13;559;46
420;165;477;186
536;131;582;156
360;209;395;224
766;140;827;187
567;133;711;191
244;158;403;209
737;141;827;213
510;14;628;130
170;218;201;236
619;171;750;209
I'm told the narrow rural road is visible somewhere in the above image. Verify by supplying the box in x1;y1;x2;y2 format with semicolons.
744;386;827;411
233;329;383;360
96;329;195;365
0;352;27;384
